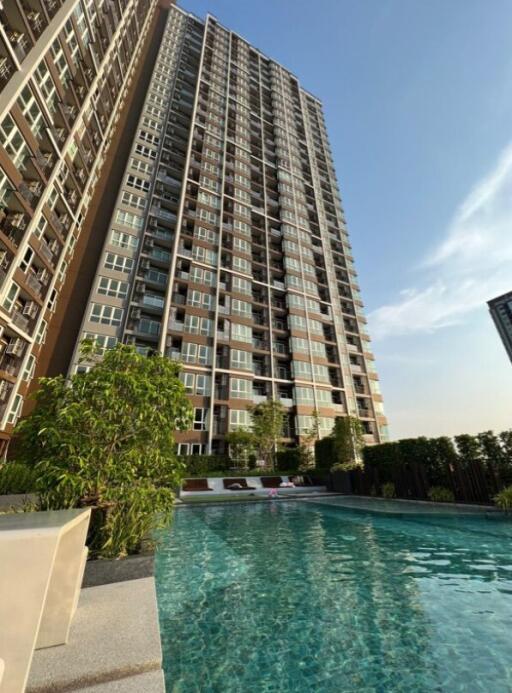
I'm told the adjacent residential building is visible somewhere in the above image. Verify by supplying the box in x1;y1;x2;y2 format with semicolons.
69;6;388;454
0;0;169;452
488;290;512;364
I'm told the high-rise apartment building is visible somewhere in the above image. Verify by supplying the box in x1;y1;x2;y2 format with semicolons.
488;290;512;364
0;0;169;452
68;6;388;455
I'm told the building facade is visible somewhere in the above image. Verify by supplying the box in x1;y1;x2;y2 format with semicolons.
488;290;512;364
0;0;166;451
68;6;388;455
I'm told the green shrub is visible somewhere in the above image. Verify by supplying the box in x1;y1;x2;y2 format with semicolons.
381;482;396;498
0;462;38;494
276;447;306;472
181;455;230;476
16;343;192;559
314;436;335;471
494;485;512;511
428;486;455;503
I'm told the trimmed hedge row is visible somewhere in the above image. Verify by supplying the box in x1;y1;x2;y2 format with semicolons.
356;431;512;502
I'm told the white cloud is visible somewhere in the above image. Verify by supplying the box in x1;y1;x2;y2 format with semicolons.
369;141;512;339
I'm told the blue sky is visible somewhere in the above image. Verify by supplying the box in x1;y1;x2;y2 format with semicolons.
179;0;512;439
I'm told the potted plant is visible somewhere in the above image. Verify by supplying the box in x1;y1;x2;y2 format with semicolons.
15;341;192;585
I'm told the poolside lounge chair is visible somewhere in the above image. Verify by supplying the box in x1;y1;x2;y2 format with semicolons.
223;478;257;491
182;478;213;492
261;476;283;489
289;475;313;487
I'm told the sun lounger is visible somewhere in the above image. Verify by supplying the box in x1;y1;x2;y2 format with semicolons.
260;477;283;489
182;478;213;492
223;478;257;491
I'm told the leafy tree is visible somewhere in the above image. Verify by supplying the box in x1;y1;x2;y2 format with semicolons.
225;428;255;468
332;415;364;471
498;430;512;485
477;430;507;490
454;434;481;470
15;341;192;558
249;399;285;470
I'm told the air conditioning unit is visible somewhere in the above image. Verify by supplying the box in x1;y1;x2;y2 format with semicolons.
145;238;154;249
131;308;141;320
6;338;24;356
135;282;146;293
36;268;49;282
140;259;150;270
125;335;137;345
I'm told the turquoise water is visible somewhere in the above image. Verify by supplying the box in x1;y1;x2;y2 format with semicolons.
155;498;512;692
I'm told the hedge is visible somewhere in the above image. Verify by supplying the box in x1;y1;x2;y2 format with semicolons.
0;462;38;495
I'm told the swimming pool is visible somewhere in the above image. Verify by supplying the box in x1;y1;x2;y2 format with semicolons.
155;498;512;692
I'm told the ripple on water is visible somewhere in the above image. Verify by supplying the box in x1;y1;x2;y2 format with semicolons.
156;501;512;693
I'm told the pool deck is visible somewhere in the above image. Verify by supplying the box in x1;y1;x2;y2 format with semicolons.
27;578;165;693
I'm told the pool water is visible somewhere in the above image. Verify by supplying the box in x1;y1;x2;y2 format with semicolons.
155;498;512;692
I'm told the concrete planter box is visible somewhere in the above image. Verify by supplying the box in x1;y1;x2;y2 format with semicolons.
83;552;155;588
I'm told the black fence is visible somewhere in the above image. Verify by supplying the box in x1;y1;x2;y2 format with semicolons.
329;459;501;505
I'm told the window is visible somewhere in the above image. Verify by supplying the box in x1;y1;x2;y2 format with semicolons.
110;230;139;250
181;372;211;396
138;130;159;145
232;256;251;274
233;237;250;254
104;253;134;273
233;219;251;236
230;377;252;399
3;283;19;312
230;348;252;371
184;314;212;336
229;408;251;431
22;354;36;382
312;364;329;382
139;318;160;336
193;407;208;431
181;342;211;365
129;157;153;175
293;360;312;380
295;386;314;404
135;144;157;160
19;248;34;273
115;210;144;230
187;290;212;310
231;322;251;344
291;337;309;353
231;299;252;318
121;191;146;210
97;277;128;299
126;175;150;192
316;389;332;405
90;303;123;326
0;115;30;171
310;341;327;358
35;319;47;345
289;314;307;332
232;276;251;295
6;394;23;426
189;266;216;286
83;332;117;352
194;226;217;244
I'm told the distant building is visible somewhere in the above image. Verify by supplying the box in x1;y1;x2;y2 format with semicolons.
488;291;512;363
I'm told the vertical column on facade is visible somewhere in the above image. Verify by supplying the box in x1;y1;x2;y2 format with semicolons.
205;21;231;453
